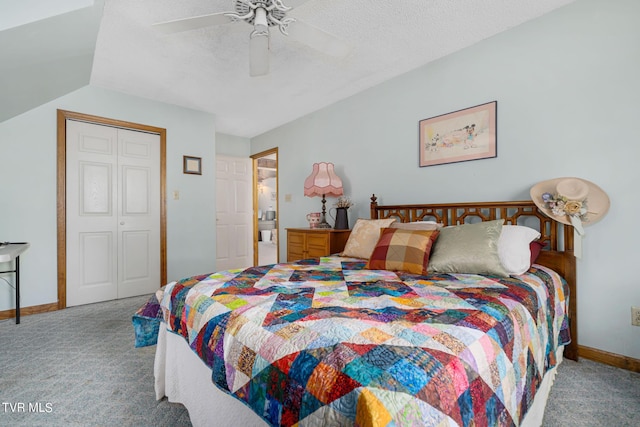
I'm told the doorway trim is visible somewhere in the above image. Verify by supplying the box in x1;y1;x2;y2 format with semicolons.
56;109;167;309
251;147;278;266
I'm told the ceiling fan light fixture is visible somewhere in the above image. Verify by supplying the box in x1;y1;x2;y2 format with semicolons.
252;7;269;34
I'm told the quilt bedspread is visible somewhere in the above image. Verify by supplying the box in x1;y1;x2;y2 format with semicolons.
158;256;570;427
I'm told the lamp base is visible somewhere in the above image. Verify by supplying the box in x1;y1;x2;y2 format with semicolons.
317;194;332;229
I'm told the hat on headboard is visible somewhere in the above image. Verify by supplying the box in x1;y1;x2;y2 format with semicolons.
530;177;610;235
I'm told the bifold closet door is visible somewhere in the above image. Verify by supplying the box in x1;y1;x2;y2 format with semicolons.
66;120;160;306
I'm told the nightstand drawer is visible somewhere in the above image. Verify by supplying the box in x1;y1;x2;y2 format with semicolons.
306;234;331;257
287;232;305;246
286;228;351;262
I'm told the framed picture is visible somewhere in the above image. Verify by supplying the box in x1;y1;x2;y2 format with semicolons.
419;101;497;167
183;156;202;175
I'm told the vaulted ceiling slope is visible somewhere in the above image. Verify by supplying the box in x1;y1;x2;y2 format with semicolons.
0;1;103;122
3;0;576;137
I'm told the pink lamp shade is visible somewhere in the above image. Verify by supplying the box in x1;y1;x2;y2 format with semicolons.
304;162;344;197
303;162;344;229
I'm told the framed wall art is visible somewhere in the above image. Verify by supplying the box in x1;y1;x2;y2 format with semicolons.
183;155;202;175
419;101;497;167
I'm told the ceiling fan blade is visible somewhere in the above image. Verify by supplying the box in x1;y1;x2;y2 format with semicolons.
286;21;350;58
250;33;270;76
152;12;234;34
249;8;269;77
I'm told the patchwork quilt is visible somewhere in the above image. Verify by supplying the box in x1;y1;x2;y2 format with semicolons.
142;256;570;427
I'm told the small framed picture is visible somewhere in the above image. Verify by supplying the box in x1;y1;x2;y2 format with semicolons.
419;101;497;167
183;156;202;175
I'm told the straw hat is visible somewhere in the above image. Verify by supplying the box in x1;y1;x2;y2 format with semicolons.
530;177;610;234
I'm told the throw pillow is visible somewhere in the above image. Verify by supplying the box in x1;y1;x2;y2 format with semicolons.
427;219;509;277
341;218;397;259
366;228;440;275
530;240;546;265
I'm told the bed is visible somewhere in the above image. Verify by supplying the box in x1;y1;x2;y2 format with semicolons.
135;196;577;427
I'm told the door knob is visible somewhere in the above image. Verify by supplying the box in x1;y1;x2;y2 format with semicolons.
120;221;125;225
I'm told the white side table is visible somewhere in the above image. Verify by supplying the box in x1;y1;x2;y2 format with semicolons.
0;243;30;324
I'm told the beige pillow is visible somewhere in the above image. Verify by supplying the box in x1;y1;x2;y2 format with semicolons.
391;221;443;231
341;218;397;259
427;219;509;277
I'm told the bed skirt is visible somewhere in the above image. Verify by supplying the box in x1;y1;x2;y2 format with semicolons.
154;326;563;427
155;327;267;427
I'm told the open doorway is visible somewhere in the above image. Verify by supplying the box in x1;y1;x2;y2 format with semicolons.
251;148;278;266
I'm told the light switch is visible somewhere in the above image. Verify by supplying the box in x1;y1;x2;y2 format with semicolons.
285;194;292;202
173;190;180;200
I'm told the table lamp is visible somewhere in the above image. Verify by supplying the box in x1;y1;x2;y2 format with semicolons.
303;162;343;228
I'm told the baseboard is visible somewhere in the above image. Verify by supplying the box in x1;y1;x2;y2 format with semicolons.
0;302;59;321
579;345;640;373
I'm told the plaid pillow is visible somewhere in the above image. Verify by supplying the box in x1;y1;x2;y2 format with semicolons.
366;228;440;275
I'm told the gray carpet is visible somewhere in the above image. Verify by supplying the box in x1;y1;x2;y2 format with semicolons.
0;295;638;426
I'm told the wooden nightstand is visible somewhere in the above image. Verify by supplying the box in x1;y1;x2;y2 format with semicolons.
286;228;351;262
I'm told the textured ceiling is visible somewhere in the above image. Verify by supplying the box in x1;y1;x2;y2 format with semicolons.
93;1;572;137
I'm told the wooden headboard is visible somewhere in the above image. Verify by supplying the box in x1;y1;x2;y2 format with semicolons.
370;194;578;361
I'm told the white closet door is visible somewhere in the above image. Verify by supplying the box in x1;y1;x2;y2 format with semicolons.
117;128;161;298
66;120;160;306
66;121;119;306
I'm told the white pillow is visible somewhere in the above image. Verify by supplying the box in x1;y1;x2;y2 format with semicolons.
498;225;541;275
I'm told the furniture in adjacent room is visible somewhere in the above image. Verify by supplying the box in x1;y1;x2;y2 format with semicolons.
258;219;277;242
286;228;351;261
0;242;30;324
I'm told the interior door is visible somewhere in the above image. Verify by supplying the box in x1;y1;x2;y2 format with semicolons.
116;128;161;298
66;120;160;306
215;156;253;271
251;148;278;266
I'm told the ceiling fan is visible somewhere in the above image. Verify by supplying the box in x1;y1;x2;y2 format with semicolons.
153;0;349;77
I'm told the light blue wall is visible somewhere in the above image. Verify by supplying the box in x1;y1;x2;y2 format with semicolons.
0;86;217;310
216;133;250;157
251;0;640;359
